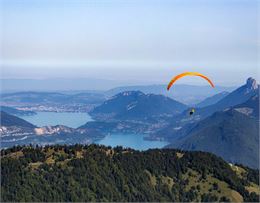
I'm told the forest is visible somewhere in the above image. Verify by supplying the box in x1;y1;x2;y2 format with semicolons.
1;144;259;202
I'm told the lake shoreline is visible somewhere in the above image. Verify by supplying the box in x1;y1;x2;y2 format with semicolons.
18;111;169;150
19;111;93;128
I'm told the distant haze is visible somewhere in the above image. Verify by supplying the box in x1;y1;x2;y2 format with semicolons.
1;78;237;93
1;78;134;92
0;0;258;87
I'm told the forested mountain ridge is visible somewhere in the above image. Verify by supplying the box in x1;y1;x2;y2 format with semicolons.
90;91;187;121
198;77;259;118
166;94;259;169
1;145;259;202
150;78;259;142
81;91;188;135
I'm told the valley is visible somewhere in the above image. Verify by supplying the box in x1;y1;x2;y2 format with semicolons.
1;78;259;169
2;1;258;201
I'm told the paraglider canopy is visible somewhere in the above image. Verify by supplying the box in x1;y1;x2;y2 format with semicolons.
167;72;214;117
167;72;214;91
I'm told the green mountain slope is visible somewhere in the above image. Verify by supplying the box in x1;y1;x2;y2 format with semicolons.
166;102;259;169
1;145;259;202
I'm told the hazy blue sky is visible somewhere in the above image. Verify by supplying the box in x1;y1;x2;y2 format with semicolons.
0;0;258;86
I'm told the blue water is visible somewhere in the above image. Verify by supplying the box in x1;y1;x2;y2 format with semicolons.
96;133;169;151
19;112;92;128
19;112;169;150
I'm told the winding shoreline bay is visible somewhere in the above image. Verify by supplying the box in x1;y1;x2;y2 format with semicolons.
2;111;169;150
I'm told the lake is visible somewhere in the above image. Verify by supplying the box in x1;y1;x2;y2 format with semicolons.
19;112;169;150
19;112;92;128
96;133;169;151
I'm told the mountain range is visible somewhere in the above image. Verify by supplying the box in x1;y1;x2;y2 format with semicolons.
1;77;259;170
166;96;259;169
0;91;106;113
197;77;259;119
106;84;235;105
1;91;105;106
80;91;188;134
90;91;187;121
2;81;235;106
163;78;259;169
196;91;229;108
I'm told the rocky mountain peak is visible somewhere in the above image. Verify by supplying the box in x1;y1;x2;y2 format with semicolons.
246;77;258;90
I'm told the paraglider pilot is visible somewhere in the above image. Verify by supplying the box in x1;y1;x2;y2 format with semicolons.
189;108;195;116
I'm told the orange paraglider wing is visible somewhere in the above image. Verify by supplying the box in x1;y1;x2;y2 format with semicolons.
167;72;214;90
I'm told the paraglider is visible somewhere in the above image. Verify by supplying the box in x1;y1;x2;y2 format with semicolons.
189;108;195;116
167;72;214;91
167;72;214;116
